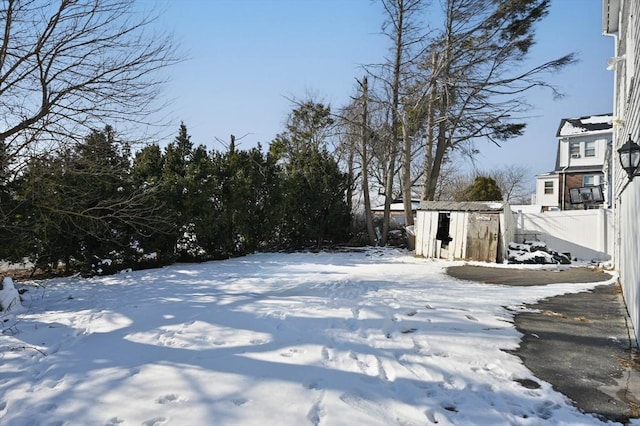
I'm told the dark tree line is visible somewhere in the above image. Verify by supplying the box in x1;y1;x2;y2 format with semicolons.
1;112;351;276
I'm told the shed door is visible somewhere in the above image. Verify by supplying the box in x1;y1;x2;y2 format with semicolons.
466;213;500;262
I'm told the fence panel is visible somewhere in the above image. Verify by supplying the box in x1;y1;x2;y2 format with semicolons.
512;209;612;261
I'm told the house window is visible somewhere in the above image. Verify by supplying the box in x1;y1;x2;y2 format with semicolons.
544;181;554;194
583;175;597;186
585;141;596;157
569;142;581;158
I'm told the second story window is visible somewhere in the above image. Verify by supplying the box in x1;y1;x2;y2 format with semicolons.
570;142;581;158
585;141;596;157
544;181;554;194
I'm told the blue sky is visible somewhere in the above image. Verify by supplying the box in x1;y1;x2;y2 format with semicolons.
155;0;613;183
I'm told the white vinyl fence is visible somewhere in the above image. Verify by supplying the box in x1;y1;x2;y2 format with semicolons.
512;208;613;262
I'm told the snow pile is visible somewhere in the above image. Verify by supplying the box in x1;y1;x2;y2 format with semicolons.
0;250;616;425
0;276;22;313
508;240;571;265
1;276;25;334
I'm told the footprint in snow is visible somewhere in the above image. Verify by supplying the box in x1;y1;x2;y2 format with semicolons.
155;394;187;404
232;398;249;406
142;416;168;426
280;348;304;358
105;417;124;425
305;380;323;390
307;396;326;426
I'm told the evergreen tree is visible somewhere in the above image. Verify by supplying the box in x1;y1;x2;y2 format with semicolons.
16;127;172;274
269;101;351;248
130;144;175;264
455;176;503;202
161;123;196;260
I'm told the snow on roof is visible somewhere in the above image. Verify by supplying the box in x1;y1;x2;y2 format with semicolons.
372;200;421;212
556;113;613;137
418;201;507;212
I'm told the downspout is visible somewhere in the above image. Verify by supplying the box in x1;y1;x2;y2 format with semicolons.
603;28;619;267
560;138;570;210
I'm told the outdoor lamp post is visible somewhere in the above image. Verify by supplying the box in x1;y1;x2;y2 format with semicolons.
617;134;640;181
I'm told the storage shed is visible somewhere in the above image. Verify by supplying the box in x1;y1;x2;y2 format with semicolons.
415;201;515;263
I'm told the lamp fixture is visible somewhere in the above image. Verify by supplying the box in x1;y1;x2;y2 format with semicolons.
617;133;640;181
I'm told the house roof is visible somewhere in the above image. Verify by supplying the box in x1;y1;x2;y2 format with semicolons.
418;201;507;212
560;165;605;173
556;113;613;138
536;171;558;178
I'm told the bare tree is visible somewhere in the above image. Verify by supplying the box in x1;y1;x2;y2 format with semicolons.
0;0;179;262
0;0;179;166
492;164;533;204
436;164;533;203
420;0;575;201
368;0;429;243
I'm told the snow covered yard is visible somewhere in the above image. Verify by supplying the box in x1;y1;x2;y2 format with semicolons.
0;249;618;425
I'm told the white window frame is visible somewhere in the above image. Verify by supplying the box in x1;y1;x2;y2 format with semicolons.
544;181;554;194
569;141;581;158
585;141;596;157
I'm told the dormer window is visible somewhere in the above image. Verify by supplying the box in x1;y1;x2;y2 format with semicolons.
585;141;596;157
570;141;581;158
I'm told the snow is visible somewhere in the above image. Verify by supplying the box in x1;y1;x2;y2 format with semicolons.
581;115;613;125
0;276;23;314
0;249;620;425
558;114;613;136
559;121;586;135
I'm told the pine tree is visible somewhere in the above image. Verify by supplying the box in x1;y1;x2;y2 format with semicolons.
456;176;503;202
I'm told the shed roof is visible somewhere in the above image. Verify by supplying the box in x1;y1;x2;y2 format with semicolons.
418;201;507;212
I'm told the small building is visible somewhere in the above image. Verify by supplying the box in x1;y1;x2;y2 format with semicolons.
371;199;420;229
415;201;515;263
534;113;613;211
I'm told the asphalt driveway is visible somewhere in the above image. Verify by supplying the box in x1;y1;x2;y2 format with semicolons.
446;265;639;424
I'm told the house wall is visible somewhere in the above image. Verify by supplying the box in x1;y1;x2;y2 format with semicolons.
513;209;613;261
560;172;605;210
610;0;640;344
557;134;610;168
535;175;559;209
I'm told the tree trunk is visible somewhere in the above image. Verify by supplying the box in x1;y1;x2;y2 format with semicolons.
401;116;414;226
359;77;377;245
422;52;438;201
381;0;405;246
